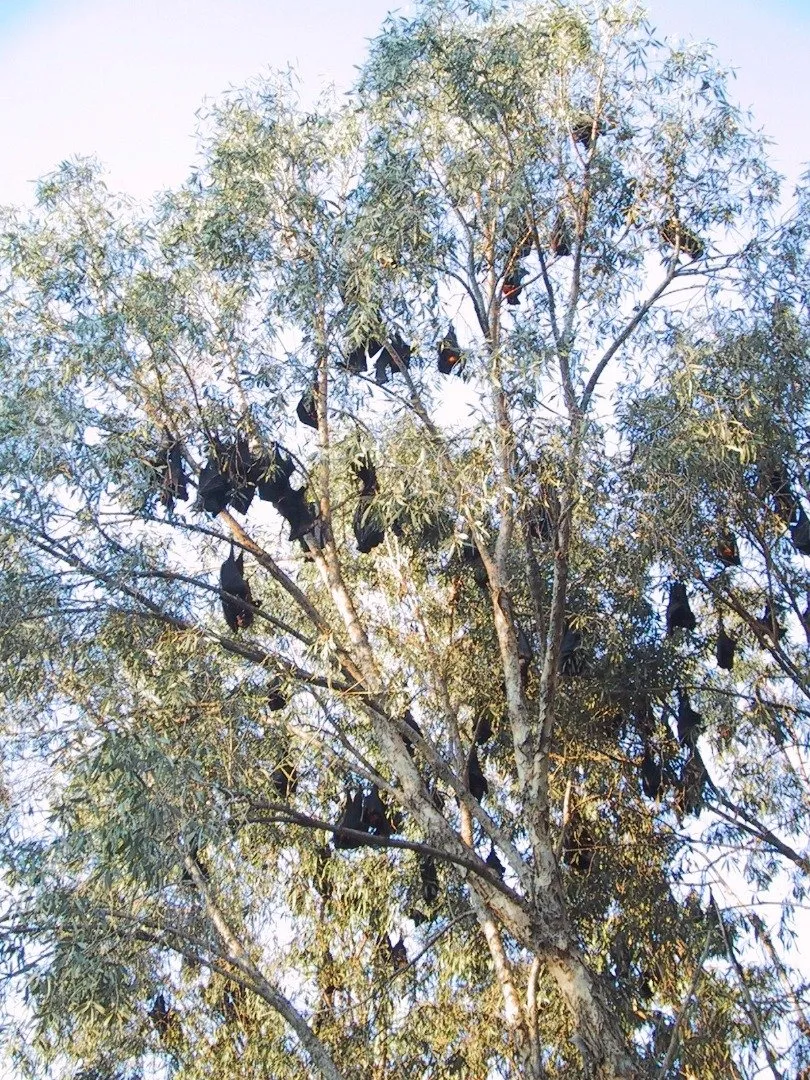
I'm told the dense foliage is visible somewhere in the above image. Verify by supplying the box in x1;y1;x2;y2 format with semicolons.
1;2;810;1078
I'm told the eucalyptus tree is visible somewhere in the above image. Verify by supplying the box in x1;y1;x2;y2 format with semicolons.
1;2;809;1079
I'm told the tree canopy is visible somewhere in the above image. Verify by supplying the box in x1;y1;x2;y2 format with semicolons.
2;2;810;1078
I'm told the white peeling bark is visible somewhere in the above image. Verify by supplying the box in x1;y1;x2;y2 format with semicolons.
527;958;545;1080
470;888;536;1075
545;949;640;1080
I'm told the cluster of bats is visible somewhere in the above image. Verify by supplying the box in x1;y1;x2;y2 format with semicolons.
152;165;710;615
318;787;443;962
293;323;461;390
148;241;806;953
149;980;246;1045
140;114;724;1045
639;464;810;812
499;116;706;310
332;784;396;847
154;435;395;634
156;433;317;538
139;124;770;1039
286;159;708;408
637;688;708;818
154;422;809;854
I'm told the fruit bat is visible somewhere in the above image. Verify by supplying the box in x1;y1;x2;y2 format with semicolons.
677;751;707;817
361;784;392;837
676;690;702;747
473;707;493;745
437;324;463;375
298;517;328;558
296;387;319;429
275;485;319;541
659;219;705;260
267;677;287;712
562;819;595;873
757;603;784;642
504;211;535;259
374;350;390;385
409;513;453;549
349;339;385;375
485;845;505;879
332;790;366;850
610;932;632;981
419;854;439;905
354;456;378;497
272;760;298;800
550;212;571;257
527;492;555;542
791;505;810;556
716;531;741;568
353;498;385;554
354;336;384;375
518;233;534;258
571;114;604;149
219;544;257;632
502;266;527;306
253;443;295;503
640;745;663;800
387;935;408;970
197;449;231;516
180;838;210;884
765;464;795;524
352;457;383;552
402;710;422;757
227;433;256;515
347;344;368;375
559;625;585;676
156;435;188;509
374;333;412;385
389;332;412;369
666;581;696;635
466;745;488;801
149;993;173;1038
716;625;736;670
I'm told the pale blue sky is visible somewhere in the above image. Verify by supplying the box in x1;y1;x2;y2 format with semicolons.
0;0;808;206
0;0;45;32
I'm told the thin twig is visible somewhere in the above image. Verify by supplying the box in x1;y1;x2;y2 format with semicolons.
711;894;783;1080
656;921;714;1079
